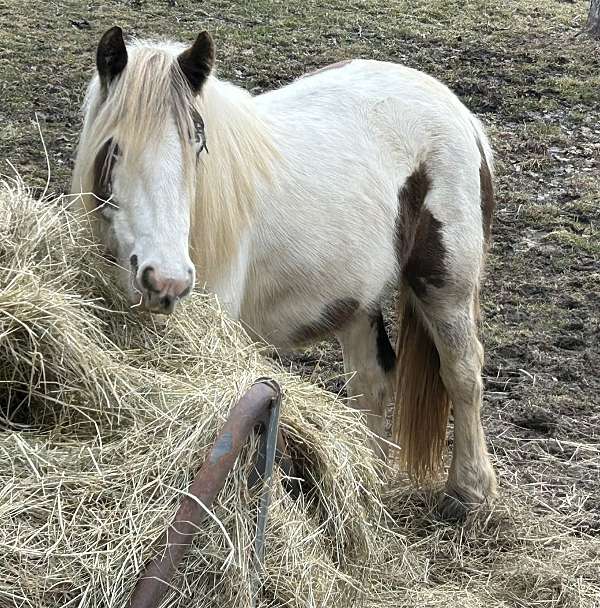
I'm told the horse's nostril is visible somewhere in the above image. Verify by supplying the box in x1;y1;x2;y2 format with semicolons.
179;285;192;299
130;254;138;270
140;266;156;291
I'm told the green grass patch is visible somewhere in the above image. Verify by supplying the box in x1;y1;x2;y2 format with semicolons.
545;229;600;255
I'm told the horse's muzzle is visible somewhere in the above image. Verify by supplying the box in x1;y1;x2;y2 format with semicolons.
133;263;194;315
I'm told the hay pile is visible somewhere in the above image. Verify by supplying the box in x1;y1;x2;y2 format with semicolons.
2;176;599;608
0;177;387;608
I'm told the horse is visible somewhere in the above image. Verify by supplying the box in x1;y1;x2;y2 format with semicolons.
71;26;497;518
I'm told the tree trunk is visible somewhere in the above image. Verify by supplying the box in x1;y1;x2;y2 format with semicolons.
586;0;600;38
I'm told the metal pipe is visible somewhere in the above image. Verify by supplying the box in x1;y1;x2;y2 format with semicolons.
254;387;281;567
127;379;280;608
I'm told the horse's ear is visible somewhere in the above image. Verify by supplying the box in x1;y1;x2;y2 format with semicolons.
178;31;215;93
97;26;128;88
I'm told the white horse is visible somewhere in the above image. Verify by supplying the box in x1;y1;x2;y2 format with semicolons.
72;27;497;517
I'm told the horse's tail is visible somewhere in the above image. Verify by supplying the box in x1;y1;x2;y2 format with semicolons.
391;291;451;480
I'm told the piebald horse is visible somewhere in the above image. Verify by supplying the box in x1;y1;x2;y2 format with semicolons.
71;27;497;517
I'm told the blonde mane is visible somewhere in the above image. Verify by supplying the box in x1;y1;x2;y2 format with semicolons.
192;77;277;283
71;40;277;283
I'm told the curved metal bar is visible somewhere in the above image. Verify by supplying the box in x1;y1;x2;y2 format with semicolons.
127;379;281;608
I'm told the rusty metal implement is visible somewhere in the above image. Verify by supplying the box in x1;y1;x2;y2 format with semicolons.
127;378;282;608
252;378;282;594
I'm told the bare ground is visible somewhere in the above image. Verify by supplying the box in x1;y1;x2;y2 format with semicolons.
0;1;599;606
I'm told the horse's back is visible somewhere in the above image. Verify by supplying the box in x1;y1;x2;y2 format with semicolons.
258;59;488;182
260;59;477;129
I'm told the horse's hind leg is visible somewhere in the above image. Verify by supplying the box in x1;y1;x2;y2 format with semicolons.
418;294;497;518
336;308;396;456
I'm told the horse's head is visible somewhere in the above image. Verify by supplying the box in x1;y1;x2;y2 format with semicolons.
82;27;214;314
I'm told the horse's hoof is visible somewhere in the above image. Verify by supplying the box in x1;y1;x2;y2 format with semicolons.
437;489;472;521
437;484;495;522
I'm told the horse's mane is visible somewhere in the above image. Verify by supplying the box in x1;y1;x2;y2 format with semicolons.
71;40;277;283
193;76;277;283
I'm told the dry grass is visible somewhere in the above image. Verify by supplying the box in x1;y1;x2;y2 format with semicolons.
1;176;598;608
0;177;388;607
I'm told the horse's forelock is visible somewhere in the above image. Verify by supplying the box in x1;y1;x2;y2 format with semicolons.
83;45;198;181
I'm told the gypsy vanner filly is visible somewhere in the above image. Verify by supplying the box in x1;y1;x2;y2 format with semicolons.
71;27;497;517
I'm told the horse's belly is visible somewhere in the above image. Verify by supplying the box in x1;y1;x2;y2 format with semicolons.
240;246;397;351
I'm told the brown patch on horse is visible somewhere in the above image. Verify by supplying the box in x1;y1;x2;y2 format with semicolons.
476;139;495;244
372;310;396;373
93;142;112;200
404;210;446;298
395;164;431;262
395;163;447;300
291;298;359;344
303;60;353;78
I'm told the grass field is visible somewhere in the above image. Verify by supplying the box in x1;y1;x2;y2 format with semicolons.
1;1;599;606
